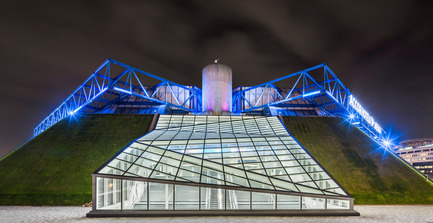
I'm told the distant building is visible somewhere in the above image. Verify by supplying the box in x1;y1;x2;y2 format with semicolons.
394;138;433;180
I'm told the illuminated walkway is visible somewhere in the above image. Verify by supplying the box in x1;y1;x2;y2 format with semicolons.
1;205;432;222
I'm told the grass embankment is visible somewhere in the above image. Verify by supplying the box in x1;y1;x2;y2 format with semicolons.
0;114;153;205
282;116;433;204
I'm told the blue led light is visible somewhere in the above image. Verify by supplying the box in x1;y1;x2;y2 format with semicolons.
33;60;389;150
302;90;321;98
33;59;202;136
348;95;383;134
113;87;132;95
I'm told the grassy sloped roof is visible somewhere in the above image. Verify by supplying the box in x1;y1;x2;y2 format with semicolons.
282;116;433;204
0;114;153;205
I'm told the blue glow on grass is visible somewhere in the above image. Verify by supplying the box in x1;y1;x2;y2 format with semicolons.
68;112;82;128
369;128;401;164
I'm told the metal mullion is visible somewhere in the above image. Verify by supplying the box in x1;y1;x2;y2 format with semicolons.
120;150;145;159
264;117;321;191
199;170;244;187
198;115;207;184
295;169;329;175
205;116;226;187
122;172;142;179
120;179;123;210
288;156;317;162
243;159;278;167
255;136;300;185
173;115;195;181
119;139;155;176
147;116;176;178
258;165;290;172
229;116;252;188
255;117;302;192
225;187;227;210
316;190;342;197
133;157;179;174
104;164;133;174
281;171;321;177
95;173;350;201
114;152;140;163
246;177;275;189
172;173;197;183
112;157;137;167
147;181;150;210
177;165;203;176
243;117;277;190
172;184;176;210
199;185;201;210
250;191;252;210
314;177;333;182
322;186;342;190
289;180;339;196
240;153;270;159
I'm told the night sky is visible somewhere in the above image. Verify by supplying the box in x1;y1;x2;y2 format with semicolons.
1;0;432;158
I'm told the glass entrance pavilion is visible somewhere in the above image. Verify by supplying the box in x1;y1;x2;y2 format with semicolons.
87;115;358;216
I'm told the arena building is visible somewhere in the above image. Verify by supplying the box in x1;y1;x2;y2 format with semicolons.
30;59;399;217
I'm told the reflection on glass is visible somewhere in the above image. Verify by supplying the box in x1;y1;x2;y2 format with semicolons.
122;180;147;210
327;199;350;209
149;182;173;210
277;194;300;209
96;177;121;210
201;187;225;210
302;196;325;209
226;190;250;209
252;192;275;209
95;115;353;212
175;185;199;210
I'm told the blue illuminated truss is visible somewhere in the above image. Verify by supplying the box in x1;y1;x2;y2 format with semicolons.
34;60;385;145
33;59;202;136
232;63;385;142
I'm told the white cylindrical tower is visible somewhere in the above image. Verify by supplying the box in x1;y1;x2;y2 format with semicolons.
202;62;232;115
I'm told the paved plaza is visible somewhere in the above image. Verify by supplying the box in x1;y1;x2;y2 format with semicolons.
1;205;433;223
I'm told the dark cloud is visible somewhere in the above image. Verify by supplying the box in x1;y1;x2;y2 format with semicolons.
1;0;433;157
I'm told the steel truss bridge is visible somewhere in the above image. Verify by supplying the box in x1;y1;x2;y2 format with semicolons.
33;59;202;136
34;59;386;144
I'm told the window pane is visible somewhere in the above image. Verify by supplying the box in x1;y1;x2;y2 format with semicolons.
96;177;121;210
122;180;147;210
327;199;350;209
226;190;250;209
175;185;199;210
200;187;225;210
277;194;300;209
302;197;325;209
252;192;275;209
149;182;173;210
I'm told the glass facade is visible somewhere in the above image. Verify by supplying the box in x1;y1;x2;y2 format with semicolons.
94;115;352;212
96;177;350;211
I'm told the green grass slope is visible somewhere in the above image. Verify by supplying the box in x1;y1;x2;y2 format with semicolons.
0;114;153;205
282;116;433;204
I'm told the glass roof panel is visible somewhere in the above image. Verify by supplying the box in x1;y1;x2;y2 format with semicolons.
96;115;347;197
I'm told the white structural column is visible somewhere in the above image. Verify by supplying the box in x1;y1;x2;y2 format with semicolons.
202;63;232;115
